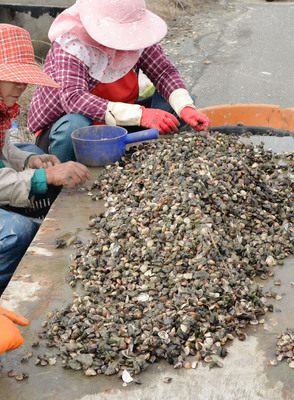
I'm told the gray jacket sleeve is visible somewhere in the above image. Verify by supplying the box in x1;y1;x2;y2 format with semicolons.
0;134;36;207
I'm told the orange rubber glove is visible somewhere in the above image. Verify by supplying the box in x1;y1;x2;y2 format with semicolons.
0;307;29;354
140;106;179;134
180;107;210;132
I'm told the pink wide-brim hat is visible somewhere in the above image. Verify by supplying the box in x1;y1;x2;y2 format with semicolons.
0;24;59;87
79;0;168;51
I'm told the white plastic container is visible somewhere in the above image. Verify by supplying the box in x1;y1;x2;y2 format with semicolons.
8;122;22;143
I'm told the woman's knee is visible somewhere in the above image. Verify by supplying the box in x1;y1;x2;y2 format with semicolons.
51;114;92;138
0;211;37;251
0;210;38;288
15;143;46;154
49;114;92;162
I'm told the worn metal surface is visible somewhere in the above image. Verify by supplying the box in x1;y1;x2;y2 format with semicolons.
0;0;75;57
0;0;74;8
1;0;294;396
0;5;66;19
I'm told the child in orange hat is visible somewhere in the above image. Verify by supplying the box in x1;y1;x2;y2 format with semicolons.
0;24;91;353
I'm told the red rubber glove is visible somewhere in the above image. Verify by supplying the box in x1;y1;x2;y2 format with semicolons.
180;107;210;132
140;106;179;134
0;307;29;354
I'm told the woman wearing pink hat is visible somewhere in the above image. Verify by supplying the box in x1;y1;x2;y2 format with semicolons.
28;0;210;162
0;24;90;300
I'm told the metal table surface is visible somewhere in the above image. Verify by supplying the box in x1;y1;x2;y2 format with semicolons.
0;148;294;400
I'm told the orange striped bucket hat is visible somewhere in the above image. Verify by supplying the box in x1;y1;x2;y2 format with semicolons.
0;24;59;87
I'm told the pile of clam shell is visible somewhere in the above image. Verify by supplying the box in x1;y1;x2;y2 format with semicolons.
38;131;294;377
275;328;294;369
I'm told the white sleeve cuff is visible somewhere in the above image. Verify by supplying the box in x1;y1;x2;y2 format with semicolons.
105;102;142;126
169;88;196;116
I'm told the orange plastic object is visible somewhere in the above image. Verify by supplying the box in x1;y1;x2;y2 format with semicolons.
198;104;294;131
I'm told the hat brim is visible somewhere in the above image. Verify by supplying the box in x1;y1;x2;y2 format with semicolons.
80;8;167;51
0;62;59;88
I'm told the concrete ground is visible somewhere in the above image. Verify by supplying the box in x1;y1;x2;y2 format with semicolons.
163;0;294;110
1;1;294;399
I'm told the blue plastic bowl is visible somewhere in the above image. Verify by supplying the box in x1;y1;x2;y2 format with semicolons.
71;125;159;167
